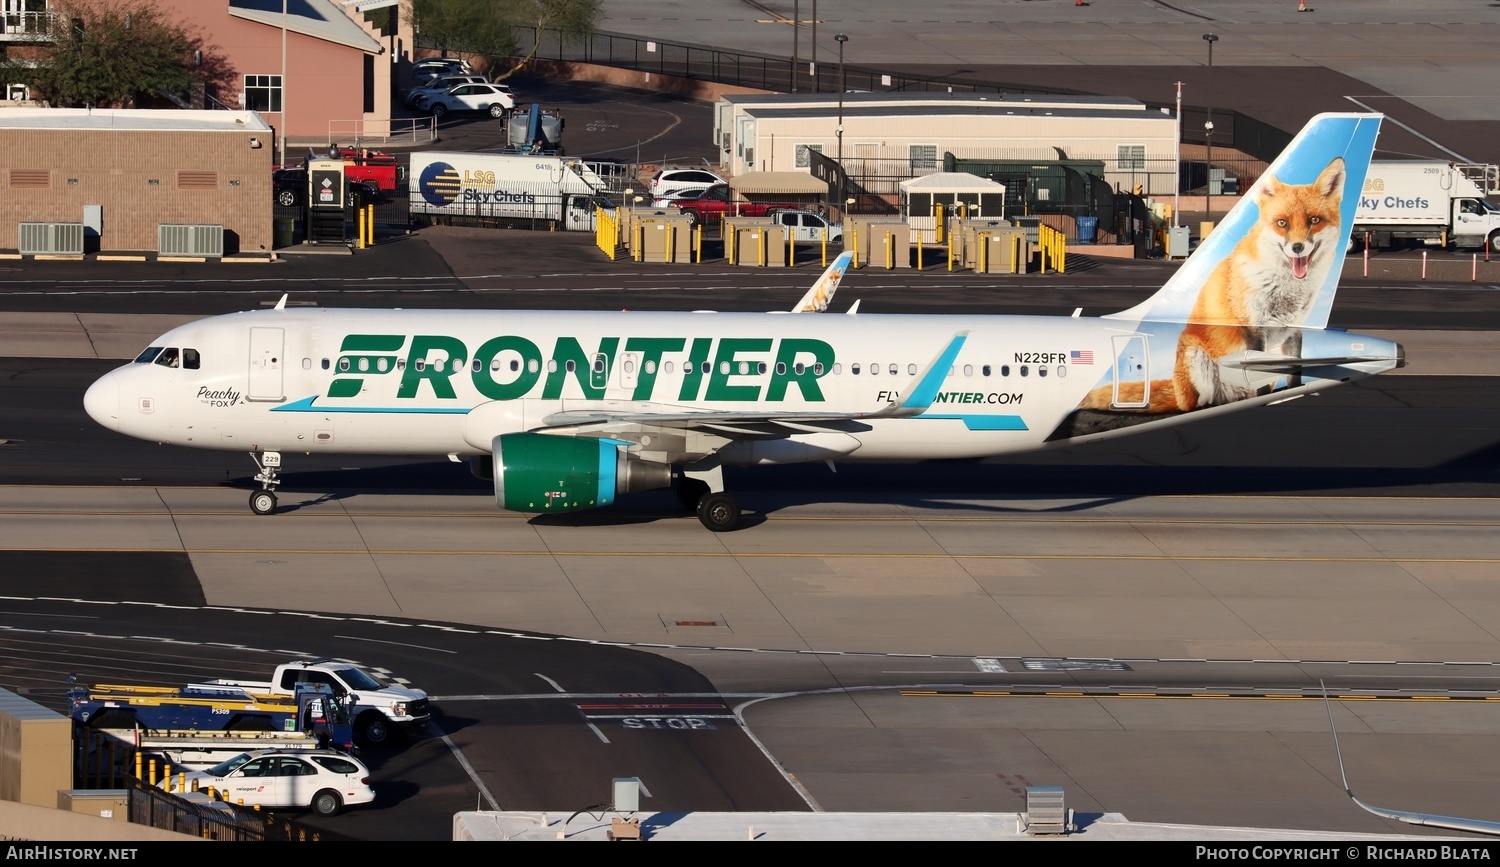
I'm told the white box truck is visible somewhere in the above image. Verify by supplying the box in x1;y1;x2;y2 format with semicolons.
1354;160;1500;252
409;151;613;231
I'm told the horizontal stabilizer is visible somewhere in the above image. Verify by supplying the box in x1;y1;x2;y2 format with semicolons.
1224;354;1394;373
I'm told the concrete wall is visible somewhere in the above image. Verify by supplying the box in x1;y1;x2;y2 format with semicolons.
0;799;201;842
0;128;274;253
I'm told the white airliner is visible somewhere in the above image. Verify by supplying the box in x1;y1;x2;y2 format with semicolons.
85;113;1402;531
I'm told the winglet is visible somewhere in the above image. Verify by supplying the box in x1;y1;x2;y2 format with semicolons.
274;293;288;311
867;332;968;418
1322;679;1500;837
791;251;854;312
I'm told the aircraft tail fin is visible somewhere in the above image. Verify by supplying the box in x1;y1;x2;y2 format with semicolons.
1106;112;1382;330
791;251;854;312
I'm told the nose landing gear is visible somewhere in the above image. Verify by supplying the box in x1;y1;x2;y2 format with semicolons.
249;450;282;515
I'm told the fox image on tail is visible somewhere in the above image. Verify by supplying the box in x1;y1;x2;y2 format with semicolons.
1078;155;1348;415
1172;156;1346;410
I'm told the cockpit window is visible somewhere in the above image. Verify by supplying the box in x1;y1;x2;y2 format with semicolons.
182;348;200;370
134;347;163;364
154;348;180;368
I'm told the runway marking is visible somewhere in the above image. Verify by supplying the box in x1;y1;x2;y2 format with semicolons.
535;673;566;693
4;547;1498;565
433;723;500;811
900;689;1500;702
335;633;456;654
587;722;610;743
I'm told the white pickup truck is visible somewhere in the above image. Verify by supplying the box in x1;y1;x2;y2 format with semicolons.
186;659;429;746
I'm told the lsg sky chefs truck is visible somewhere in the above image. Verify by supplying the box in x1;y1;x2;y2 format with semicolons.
409;151;613;231
1354;160;1500;252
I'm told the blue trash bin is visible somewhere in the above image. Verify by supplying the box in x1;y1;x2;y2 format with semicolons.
1076;216;1098;244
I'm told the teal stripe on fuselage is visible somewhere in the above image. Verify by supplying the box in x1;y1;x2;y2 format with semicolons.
921;415;1029;431
271;396;472;414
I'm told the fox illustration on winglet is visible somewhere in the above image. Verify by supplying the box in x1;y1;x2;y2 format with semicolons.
1173;156;1346;410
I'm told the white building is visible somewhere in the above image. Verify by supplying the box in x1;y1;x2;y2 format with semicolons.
714;92;1180;199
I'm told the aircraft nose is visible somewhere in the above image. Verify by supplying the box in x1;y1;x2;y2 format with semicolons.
83;371;120;432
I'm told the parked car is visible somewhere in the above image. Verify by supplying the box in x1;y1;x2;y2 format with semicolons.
649;167;726;198
427;83;516;118
273;167;379;208
417;80;512;112
775;208;843;244
411;57;471;82
158;748;375;817
405;73;489;108
651;187;710;208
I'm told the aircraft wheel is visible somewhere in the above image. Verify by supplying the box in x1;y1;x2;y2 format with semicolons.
696;492;741;532
249;490;277;516
676;478;710;511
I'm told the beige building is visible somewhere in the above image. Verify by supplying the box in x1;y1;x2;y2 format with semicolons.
715;92;1180;198
0;107;275;255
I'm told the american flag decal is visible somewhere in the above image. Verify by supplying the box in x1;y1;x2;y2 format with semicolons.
1070;350;1094;365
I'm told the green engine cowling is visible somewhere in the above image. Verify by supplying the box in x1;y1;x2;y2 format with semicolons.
492;432;671;514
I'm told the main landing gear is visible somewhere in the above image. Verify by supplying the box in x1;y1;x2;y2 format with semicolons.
248;450;282;515
678;464;742;532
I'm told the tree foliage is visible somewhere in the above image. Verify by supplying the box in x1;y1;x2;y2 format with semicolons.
11;0;198;108
409;0;601;81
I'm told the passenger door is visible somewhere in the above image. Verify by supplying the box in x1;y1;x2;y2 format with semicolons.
248;327;285;402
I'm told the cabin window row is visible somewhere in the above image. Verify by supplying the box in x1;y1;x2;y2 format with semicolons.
304;356;1068;379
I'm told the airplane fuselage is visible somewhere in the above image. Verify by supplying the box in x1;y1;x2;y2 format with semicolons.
83;306;1400;463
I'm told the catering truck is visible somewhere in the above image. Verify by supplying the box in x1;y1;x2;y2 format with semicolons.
184;658;429;746
70;680;355;768
408;151;612;230
1354;160;1500;252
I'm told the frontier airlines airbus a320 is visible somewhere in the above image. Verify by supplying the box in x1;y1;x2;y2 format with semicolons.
85;113;1402;531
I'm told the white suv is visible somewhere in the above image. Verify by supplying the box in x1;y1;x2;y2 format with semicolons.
406;74;488;108
649;168;726;198
427;83;516;118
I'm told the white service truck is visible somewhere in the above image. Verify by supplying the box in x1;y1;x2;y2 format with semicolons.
1354;160;1500;252
409;151;613;231
185;659;429;746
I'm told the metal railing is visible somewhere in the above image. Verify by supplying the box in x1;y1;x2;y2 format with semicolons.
327;116;438;148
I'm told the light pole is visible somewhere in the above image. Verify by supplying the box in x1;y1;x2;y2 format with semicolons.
791;0;798;93
811;0;818;92
280;0;288;170
1202;32;1218;220
836;33;847;214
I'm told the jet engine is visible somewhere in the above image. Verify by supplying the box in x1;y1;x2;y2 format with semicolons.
490;432;671;514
